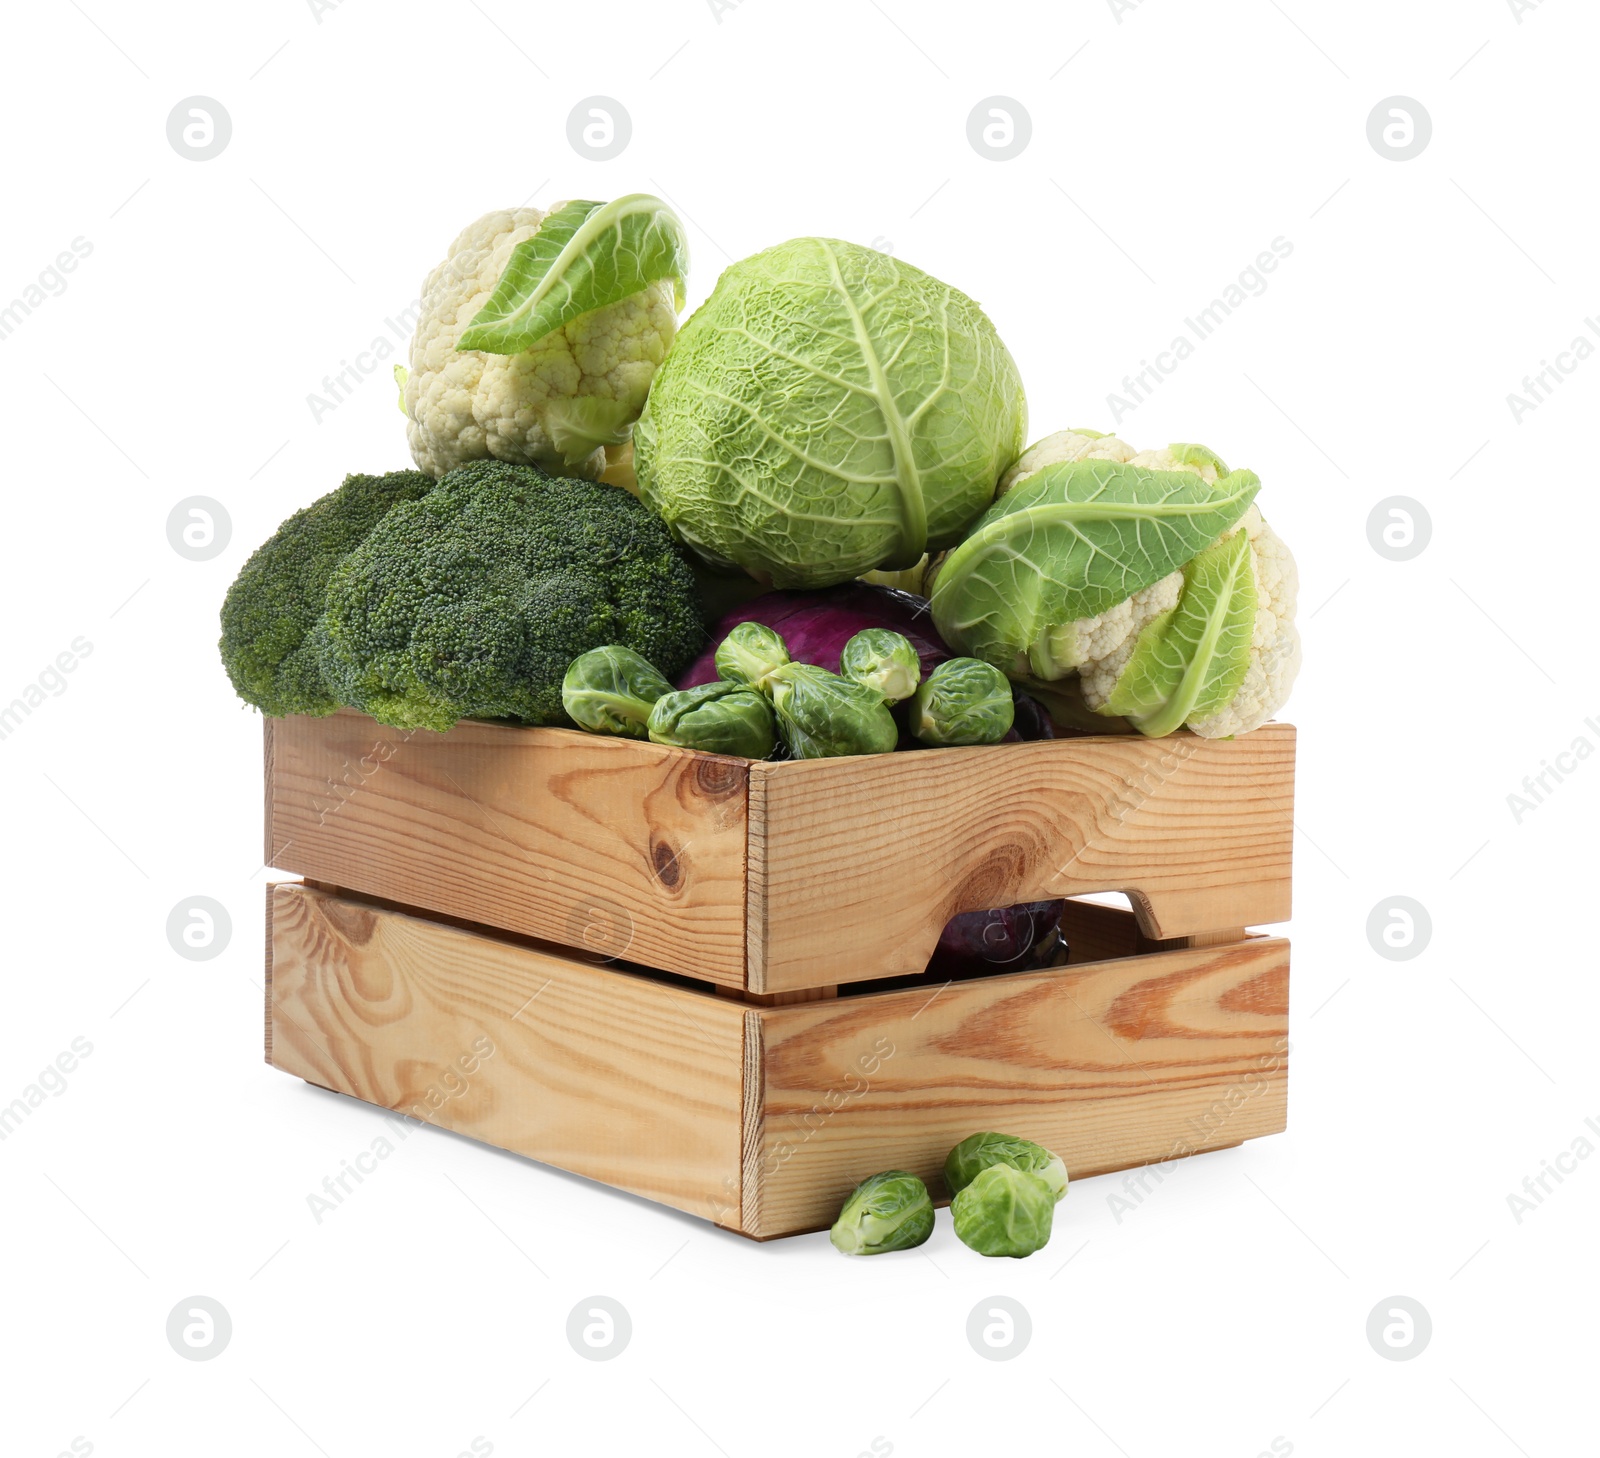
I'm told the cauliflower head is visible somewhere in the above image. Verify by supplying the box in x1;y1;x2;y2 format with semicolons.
997;428;1299;738
404;206;679;479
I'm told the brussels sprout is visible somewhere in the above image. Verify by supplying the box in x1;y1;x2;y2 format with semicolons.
562;645;673;738
647;681;777;758
908;658;1015;746
829;1170;935;1256
950;1163;1055;1258
839;628;922;704
945;1132;1068;1204
714;621;790;689
765;662;899;759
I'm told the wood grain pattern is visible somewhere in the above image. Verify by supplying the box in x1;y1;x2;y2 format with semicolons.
266;882;748;1224
748;725;1294;992
746;936;1289;1238
265;711;1292;994
266;710;751;987
263;877;276;1064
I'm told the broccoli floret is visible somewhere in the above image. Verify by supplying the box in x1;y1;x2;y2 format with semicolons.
219;469;435;716
317;460;705;731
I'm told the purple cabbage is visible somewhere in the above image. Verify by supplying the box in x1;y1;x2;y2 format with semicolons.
927;900;1066;979
680;582;949;687
681;582;1054;742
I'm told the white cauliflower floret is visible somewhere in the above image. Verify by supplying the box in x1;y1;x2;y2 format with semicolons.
999;429;1224;495
999;428;1299;737
1075;571;1184;708
404;207;677;479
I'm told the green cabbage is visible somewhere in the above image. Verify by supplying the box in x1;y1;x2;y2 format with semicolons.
635;237;1026;589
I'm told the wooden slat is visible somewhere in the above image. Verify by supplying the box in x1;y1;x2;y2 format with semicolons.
263;880;276;1064
266;883;747;1224
747;936;1289;1237
739;1010;765;1237
266;710;751;987
748;724;1295;993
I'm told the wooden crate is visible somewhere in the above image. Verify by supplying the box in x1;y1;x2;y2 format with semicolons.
266;883;1289;1238
265;711;1295;994
262;713;1293;1238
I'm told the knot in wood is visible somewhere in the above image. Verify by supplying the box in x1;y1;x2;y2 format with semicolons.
651;837;685;889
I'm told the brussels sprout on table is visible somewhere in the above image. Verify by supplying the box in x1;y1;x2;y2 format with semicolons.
950;1163;1056;1257
765;662;899;759
829;1171;935;1256
839;628;922;704
713;621;790;689
945;1132;1068;1204
647;681;777;758
908;658;1015;746
561;646;673;738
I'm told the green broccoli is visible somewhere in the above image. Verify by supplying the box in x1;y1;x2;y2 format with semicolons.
317;460;705;731
218;469;435;716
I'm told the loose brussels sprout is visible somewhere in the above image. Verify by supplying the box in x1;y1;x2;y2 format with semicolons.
714;621;790;689
765;662;899;759
950;1163;1055;1258
908;657;1015;746
839;628;922;704
945;1132;1068;1204
829;1170;935;1256
647;681;777;758
561;645;673;738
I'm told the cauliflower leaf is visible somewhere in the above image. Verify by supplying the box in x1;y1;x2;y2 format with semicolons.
1104;527;1256;737
458;194;688;357
929;457;1259;679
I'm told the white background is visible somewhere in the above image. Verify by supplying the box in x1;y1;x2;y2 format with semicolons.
1;1;1595;1454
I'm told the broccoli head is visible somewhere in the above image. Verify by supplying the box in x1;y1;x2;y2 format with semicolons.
317;460;705;731
219;469;435;716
